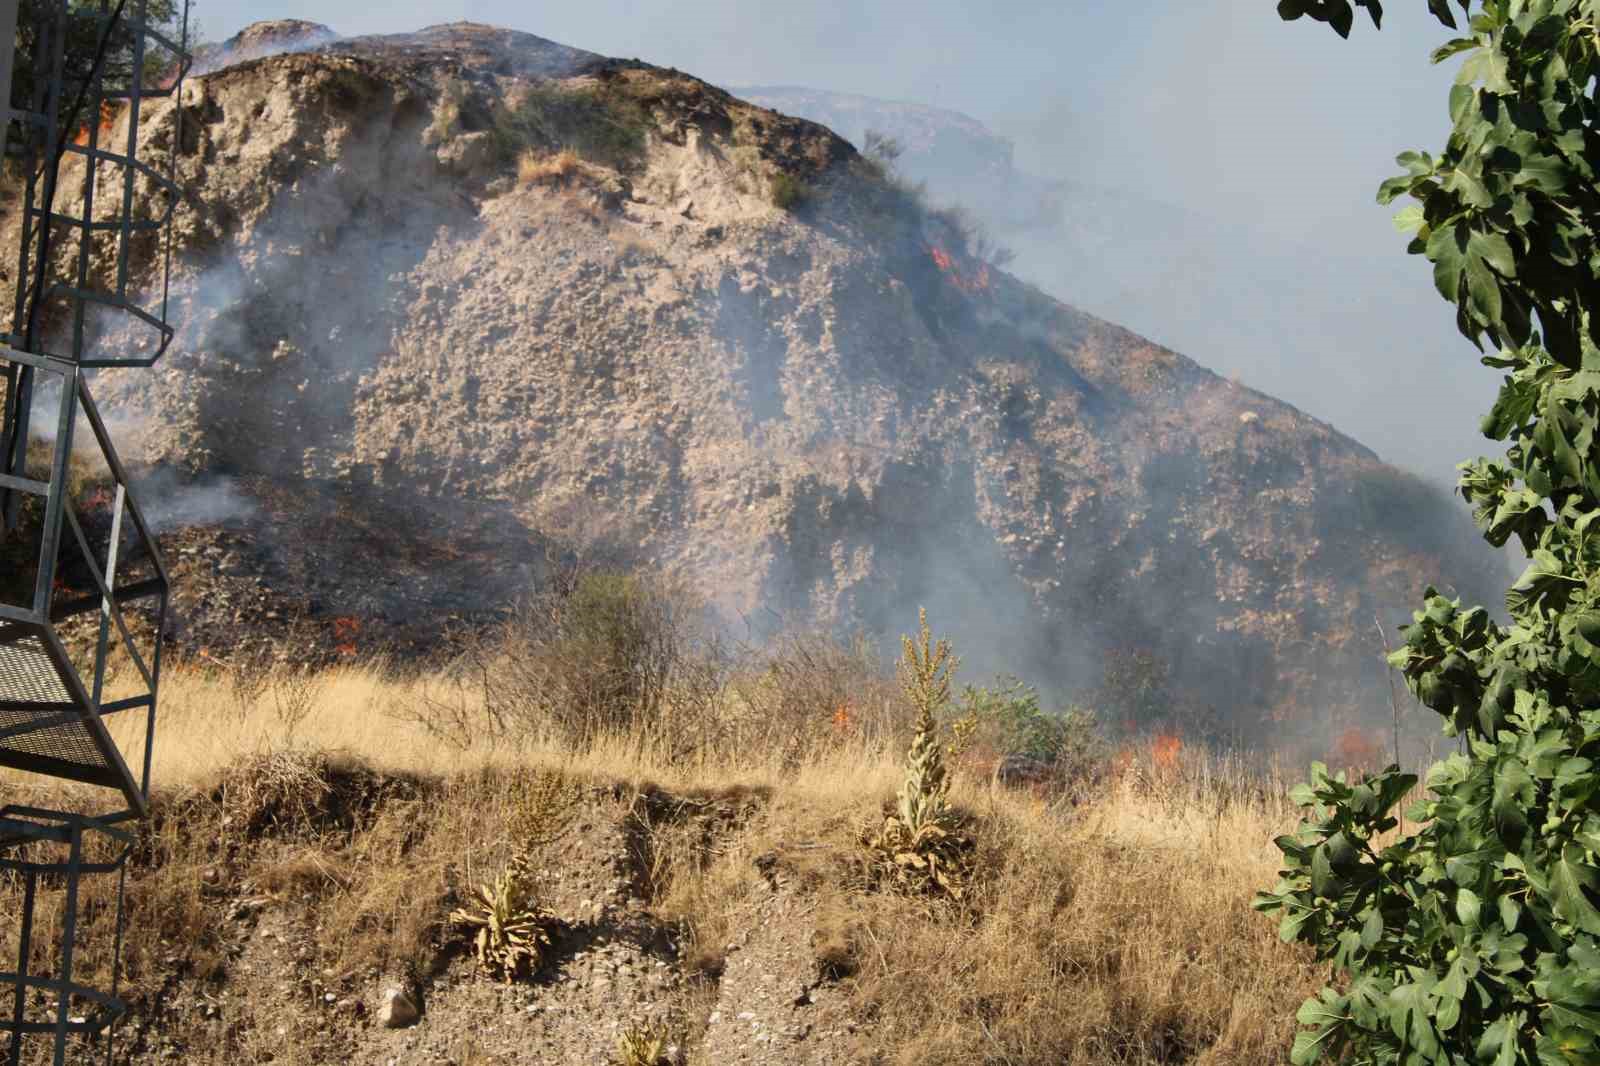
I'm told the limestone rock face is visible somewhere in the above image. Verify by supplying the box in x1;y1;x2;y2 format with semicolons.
11;21;1496;735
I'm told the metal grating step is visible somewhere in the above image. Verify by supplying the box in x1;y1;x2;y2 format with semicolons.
0;634;118;784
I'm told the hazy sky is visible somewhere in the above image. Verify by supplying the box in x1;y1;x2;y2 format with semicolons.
188;1;1493;480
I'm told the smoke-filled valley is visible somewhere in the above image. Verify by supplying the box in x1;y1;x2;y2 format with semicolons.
0;18;1505;759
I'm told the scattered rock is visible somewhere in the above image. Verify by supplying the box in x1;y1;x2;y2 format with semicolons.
378;986;419;1029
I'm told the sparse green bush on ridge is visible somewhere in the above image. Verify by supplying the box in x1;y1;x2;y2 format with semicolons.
768;170;809;211
852;125;1015;268
490;81;649;171
425;77;468;145
1257;4;1600;1063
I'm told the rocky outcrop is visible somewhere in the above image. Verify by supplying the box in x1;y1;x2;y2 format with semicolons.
195;18;339;73
9;21;1496;740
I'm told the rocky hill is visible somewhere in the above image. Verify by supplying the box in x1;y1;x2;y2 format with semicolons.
738;86;1500;486
3;20;1498;745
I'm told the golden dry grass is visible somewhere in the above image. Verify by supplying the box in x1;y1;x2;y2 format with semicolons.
653;746;1318;1066
518;146;582;187
2;660;1325;1065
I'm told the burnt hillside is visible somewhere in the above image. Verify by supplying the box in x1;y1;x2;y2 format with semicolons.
1;20;1499;746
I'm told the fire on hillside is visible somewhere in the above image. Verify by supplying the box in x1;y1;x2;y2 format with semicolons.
927;244;992;293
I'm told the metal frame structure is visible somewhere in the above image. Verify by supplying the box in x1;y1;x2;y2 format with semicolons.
0;2;189;1062
0;808;134;1065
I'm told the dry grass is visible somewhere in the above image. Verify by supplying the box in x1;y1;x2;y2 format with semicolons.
518;146;582;187
0;653;1325;1065
653;745;1317;1066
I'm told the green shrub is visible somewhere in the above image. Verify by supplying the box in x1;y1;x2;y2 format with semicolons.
491;82;649;171
1259;5;1600;1064
1094;648;1174;737
954;676;1099;770
769;171;809;211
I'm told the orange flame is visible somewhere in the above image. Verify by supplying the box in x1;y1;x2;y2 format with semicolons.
71;101;120;147
332;616;361;658
1151;733;1182;771
926;244;992;294
1112;745;1135;779
831;701;853;734
1332;727;1383;773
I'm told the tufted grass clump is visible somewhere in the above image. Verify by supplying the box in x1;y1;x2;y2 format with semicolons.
864;608;973;900
492;81;649;171
614;1021;674;1066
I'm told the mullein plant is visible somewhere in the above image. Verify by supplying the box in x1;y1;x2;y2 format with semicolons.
450;864;554;983
451;771;579;982
866;609;973;901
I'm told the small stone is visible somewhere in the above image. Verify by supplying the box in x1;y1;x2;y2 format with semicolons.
378;987;419;1029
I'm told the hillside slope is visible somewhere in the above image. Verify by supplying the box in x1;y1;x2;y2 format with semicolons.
736;85;1501;487
5;20;1495;742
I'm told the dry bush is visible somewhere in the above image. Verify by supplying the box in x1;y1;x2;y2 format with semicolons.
477;568;694;748
402;566;737;764
396;572;910;777
518;146;581;187
722;631;906;771
615;1020;675;1066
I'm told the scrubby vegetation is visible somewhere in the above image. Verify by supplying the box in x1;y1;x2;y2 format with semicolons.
0;572;1332;1064
491;81;650;172
852;125;1016;270
768;170;809;211
951;676;1103;781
